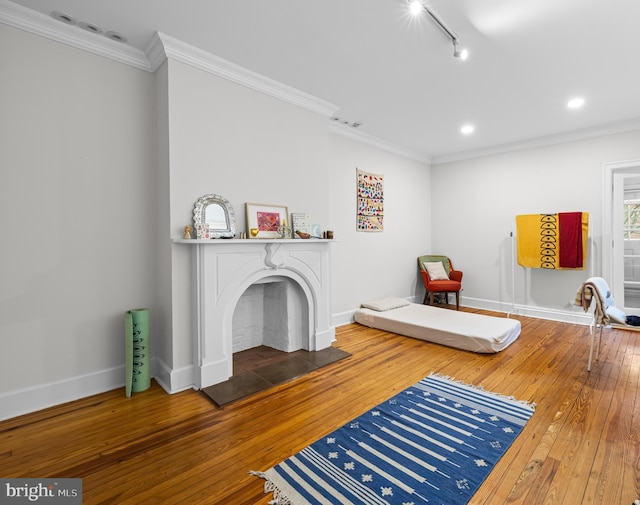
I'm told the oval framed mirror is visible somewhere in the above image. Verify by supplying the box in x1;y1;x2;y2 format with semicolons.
193;194;236;238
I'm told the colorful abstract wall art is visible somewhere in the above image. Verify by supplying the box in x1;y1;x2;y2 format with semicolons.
356;168;384;232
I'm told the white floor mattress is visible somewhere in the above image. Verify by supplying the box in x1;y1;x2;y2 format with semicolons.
354;303;521;353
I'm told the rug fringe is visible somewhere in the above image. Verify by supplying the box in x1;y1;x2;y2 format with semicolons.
248;471;292;505
429;372;537;409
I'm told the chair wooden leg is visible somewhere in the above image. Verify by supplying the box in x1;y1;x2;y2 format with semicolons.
455;291;460;310
429;292;434;305
423;291;429;305
444;293;449;304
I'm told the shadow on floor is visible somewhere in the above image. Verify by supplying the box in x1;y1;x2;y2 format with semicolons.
201;346;351;407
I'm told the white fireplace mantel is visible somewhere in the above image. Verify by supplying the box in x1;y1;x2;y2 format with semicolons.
174;238;336;388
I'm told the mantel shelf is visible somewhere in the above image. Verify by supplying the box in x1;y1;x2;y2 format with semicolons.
173;238;335;244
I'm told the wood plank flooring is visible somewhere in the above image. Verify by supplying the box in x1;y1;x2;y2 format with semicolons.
1;307;639;504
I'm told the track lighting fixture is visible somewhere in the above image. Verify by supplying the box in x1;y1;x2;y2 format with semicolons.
408;0;469;60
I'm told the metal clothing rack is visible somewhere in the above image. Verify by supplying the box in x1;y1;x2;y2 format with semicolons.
508;215;593;319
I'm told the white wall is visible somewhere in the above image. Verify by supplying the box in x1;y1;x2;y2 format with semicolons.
0;25;157;418
163;58;332;374
161;59;432;376
431;130;640;320
328;134;431;320
0;23;431;418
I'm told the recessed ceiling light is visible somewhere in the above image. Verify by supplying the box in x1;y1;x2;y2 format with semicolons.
461;124;475;135
567;97;585;109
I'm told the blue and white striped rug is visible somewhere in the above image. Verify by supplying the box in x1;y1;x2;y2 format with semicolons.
251;373;535;504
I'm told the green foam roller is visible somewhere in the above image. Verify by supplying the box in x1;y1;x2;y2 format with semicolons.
125;308;150;395
125;312;133;398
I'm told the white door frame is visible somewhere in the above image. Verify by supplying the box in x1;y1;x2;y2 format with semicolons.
603;158;640;308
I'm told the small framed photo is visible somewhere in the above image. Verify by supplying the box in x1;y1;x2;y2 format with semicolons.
291;212;311;238
246;203;289;239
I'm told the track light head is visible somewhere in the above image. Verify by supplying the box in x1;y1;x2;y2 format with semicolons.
453;41;469;60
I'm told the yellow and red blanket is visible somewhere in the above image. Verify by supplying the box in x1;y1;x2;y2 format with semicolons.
516;212;588;269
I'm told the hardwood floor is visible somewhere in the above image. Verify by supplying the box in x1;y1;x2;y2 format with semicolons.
1;307;639;504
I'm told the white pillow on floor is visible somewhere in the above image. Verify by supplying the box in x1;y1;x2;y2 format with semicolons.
361;297;410;312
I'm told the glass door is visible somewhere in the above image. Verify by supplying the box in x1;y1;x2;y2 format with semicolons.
622;179;640;310
606;159;640;316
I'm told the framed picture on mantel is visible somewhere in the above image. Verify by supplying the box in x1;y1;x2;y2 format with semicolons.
246;203;289;239
291;212;311;238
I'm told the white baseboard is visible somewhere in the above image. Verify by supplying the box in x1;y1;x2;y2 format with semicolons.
332;310;357;327
461;296;593;325
153;358;197;394
0;364;125;422
1;298;593;422
0;357;199;422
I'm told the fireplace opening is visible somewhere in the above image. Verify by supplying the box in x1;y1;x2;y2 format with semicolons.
231;276;309;373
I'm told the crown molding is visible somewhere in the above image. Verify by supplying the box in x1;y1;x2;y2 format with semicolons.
0;0;151;71
432;118;640;165
144;31;167;73
148;32;339;118
0;1;340;118
329;122;431;164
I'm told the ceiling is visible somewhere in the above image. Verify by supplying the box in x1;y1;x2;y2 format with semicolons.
6;0;640;162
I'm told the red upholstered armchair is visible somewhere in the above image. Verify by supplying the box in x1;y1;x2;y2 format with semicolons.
418;255;463;310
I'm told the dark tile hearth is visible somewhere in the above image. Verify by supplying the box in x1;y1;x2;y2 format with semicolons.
201;346;351;407
253;357;318;385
